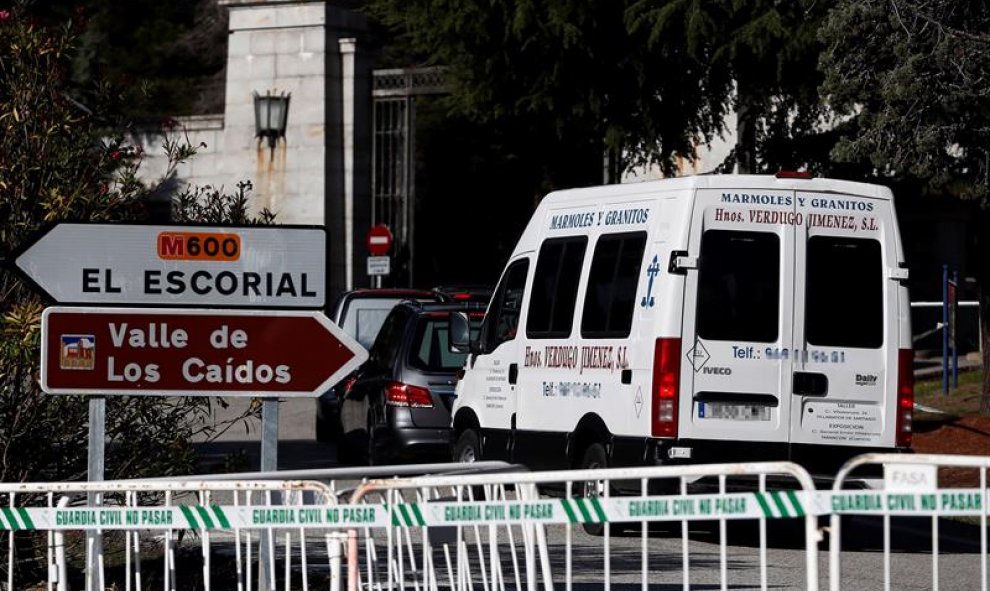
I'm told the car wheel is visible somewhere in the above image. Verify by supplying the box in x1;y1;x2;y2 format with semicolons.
338;398;369;466
578;443;609;536
316;415;333;443
453;429;481;463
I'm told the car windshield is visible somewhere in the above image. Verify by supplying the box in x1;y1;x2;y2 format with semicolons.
408;316;482;372
341;297;434;349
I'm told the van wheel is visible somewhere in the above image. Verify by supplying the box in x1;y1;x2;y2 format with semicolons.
453;429;481;463
578;443;609;536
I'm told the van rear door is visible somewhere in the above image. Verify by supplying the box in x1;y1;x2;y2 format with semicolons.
679;189;798;446
789;191;899;448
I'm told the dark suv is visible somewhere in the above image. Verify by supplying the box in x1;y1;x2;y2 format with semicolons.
316;289;443;442
337;301;482;465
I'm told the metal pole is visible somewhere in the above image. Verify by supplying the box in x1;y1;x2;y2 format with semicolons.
953;269;960;388
942;265;949;396
408;96;417;288
259;398;279;590
87;397;106;591
54;496;70;591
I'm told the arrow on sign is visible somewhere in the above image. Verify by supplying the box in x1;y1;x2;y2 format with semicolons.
11;223;326;308
41;308;368;398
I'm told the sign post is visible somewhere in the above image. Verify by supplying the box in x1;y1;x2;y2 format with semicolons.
365;224;393;288
942;265;959;395
86;397;105;591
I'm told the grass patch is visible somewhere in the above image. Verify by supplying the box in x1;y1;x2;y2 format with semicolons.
914;368;984;417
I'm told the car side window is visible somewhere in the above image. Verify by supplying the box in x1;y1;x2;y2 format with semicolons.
581;232;647;338
481;259;530;352
526;237;588;339
370;309;408;369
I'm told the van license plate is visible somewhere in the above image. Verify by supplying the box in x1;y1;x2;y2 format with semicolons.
699;402;771;421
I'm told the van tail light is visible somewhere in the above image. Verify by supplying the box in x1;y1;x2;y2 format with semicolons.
386;382;434;408
896;349;914;447
652;338;682;438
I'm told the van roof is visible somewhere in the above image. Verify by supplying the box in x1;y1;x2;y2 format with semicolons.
542;174;893;205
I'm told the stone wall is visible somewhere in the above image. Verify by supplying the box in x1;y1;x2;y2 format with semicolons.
132;0;373;297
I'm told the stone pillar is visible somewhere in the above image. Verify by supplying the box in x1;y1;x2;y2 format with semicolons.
338;38;374;291
222;0;327;225
340;39;356;290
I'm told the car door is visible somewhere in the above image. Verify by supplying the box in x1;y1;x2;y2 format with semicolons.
341;308;408;436
679;188;797;446
459;257;530;460
789;190;897;448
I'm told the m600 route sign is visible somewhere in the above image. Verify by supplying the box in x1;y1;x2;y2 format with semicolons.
12;223;326;308
41;307;368;397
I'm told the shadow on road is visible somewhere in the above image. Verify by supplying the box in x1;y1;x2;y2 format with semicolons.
192;438;339;473
830;515;986;554
605;514;986;554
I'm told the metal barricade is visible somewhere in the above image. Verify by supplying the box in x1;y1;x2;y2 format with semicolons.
346;461;821;591
828;453;990;591
0;479;341;591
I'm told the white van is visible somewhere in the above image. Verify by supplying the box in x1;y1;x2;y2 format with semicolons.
449;173;913;475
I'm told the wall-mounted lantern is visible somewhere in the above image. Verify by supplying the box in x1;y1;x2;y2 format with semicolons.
253;90;291;160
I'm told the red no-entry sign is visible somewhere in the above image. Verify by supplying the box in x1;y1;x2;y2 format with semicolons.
41;307;368;397
366;224;393;256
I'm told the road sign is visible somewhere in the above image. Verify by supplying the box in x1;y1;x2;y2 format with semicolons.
41;307;367;397
367;256;391;276
12;223;326;308
366;224;393;256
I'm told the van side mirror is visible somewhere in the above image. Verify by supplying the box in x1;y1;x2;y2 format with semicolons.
448;312;472;353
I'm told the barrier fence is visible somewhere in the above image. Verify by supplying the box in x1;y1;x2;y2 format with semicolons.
0;479;339;591
829;453;990;591
345;461;821;591
1;454;988;590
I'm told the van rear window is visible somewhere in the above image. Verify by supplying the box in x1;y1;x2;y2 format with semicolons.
806;237;883;348
527;237;588;338
697;230;780;343
582;232;647;338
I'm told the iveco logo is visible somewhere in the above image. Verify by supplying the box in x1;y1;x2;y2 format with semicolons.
702;366;732;376
856;374;878;386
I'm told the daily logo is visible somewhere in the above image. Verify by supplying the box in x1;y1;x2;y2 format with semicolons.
855;374;879;386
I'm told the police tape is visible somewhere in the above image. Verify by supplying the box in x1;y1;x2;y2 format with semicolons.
1;489;984;531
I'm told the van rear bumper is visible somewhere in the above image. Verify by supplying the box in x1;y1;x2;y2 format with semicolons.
611;437;909;480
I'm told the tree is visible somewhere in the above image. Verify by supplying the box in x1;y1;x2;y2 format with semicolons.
0;3;266;496
366;0;720;180
32;0;228;117
818;0;990;411
626;0;833;174
368;1;834;180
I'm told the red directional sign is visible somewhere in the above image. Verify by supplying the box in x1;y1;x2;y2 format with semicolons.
41;307;368;397
366;224;393;256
